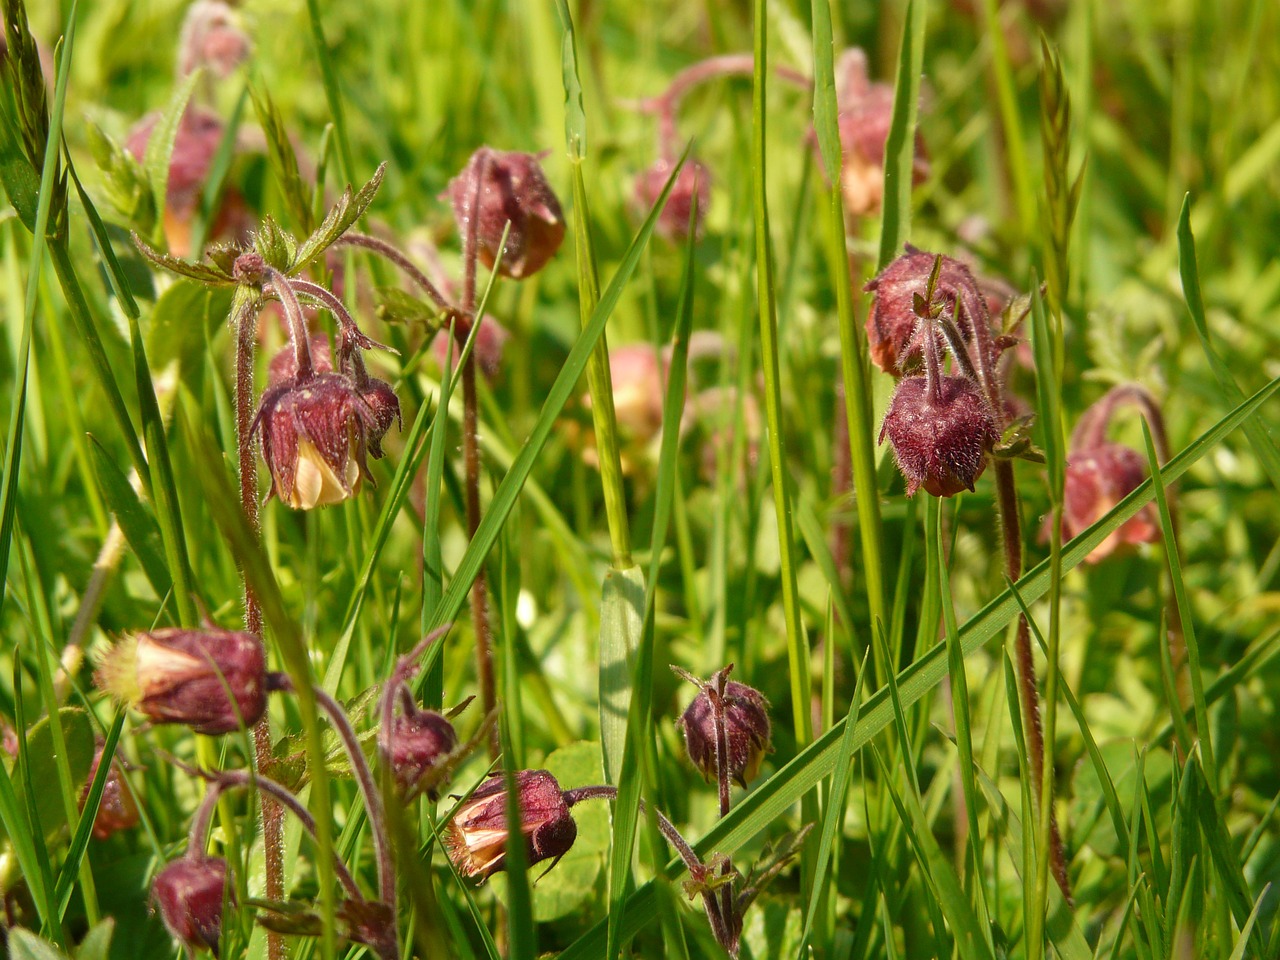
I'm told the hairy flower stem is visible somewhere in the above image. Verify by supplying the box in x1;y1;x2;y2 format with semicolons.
562;786;704;875
272;676;396;914
993;459;1070;900
334;232;455;315
458;152;499;758
629;54;811;160
186;769;363;902
265;270;314;379
235;302;286;960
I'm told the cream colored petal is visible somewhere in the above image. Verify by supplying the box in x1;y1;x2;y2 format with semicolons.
289;439;354;510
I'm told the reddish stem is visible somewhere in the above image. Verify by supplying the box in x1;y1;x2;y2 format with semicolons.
235;303;285;960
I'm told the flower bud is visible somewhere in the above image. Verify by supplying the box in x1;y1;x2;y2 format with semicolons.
633;157;710;241
864;246;990;376
678;675;772;788
95;628;267;735
152;856;232;956
1059;444;1159;562
177;0;252;80
82;740;140;841
387;698;458;800
880;374;998;497
445;148;565;279
253;371;380;510
445;770;577;880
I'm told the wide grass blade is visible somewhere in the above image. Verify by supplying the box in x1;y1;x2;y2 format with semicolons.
877;0;927;268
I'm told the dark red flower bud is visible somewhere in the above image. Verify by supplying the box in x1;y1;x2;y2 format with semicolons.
864;246;990;376
177;0;252;80
268;335;334;385
880;374;998;497
387;697;458;800
678;675;772;788
152;856;232;956
445;148;565;279
1059;444;1159;562
633;157;710;241
253;372;379;509
445;770;577;880
81;740;140;840
95;627;267;735
356;375;401;460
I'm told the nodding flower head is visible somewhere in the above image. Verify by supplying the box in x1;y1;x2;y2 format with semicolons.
1058;444;1159;562
95;627;267;735
864;246;991;377
152;856;232;956
445;147;565;279
253;351;384;509
445;770;577;880
677;669;772;788
387;695;458;801
880;374;998;497
634;157;710;242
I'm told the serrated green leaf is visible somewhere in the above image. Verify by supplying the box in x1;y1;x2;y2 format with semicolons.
254;215;297;272
133;233;235;284
291;161;386;274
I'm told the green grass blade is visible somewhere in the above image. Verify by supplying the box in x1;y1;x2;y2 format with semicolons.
754;0;813;752
86;437;172;600
799;650;870;955
1140;420;1217;789
877;0;927;268
54;710;125;915
810;0;888;653
303;0;355;183
1176;194;1280;493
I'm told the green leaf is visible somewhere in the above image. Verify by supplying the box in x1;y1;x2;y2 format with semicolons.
291;161;386;274
0;708;96;844
1176;195;1280;493
7;928;73;960
876;0;927;268
0;114;42;231
132;233;235;284
254;215;298;273
598;564;644;786
147;280;234;377
87;436;172;599
74;919;115;960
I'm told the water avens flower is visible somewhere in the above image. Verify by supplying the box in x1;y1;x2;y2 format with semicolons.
445;770;577;880
387;694;458;801
633;157;710;241
880;374;998;497
1060;444;1159;561
96;627;267;734
253;371;379;510
445;147;565;279
678;673;772;789
82;740;140;840
152;856;232;956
